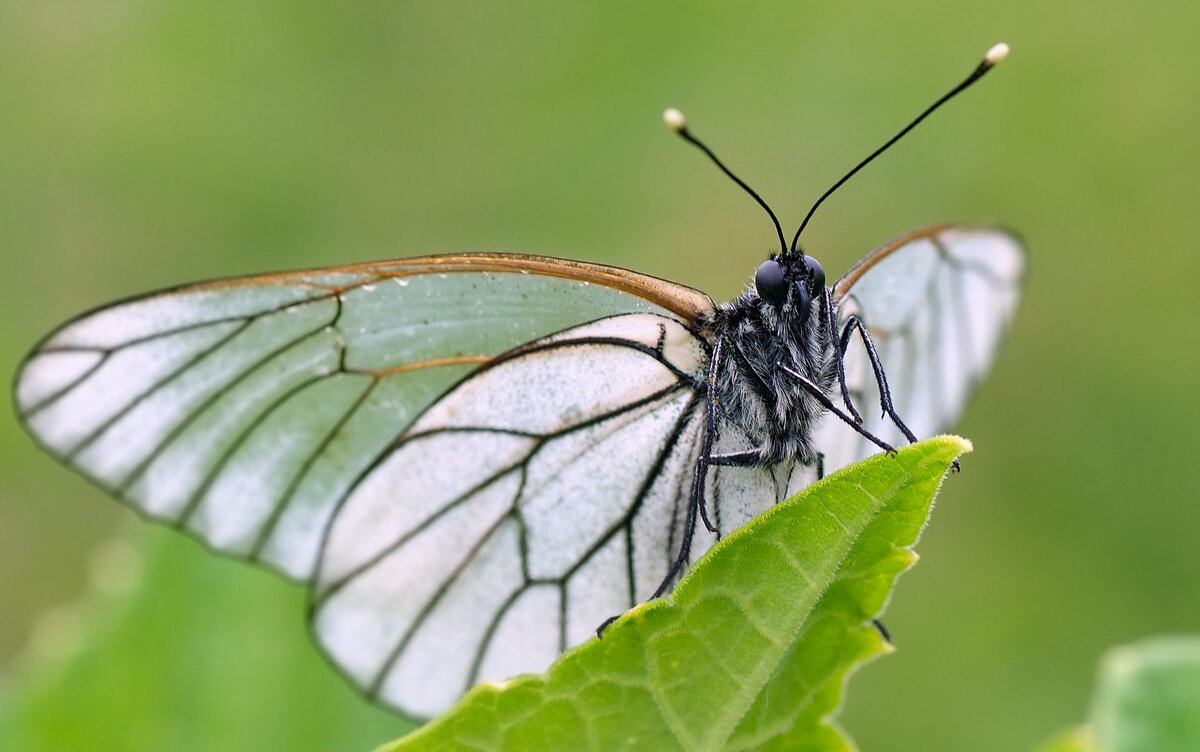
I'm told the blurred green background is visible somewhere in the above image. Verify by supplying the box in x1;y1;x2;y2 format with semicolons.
2;2;1198;751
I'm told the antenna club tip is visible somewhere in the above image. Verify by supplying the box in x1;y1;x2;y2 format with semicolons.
663;108;687;132
985;42;1010;65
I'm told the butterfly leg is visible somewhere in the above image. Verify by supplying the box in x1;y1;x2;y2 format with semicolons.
598;436;712;636
602;336;732;634
839;316;918;443
598;392;715;632
708;449;759;466
825;287;864;423
648;334;734;600
599;436;711;634
872;618;893;643
777;363;896;454
839;318;958;470
693;335;732;535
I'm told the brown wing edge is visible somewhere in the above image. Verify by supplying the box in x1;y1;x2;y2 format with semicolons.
183;252;716;329
832;223;1024;302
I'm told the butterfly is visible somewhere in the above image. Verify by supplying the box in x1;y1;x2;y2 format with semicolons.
13;45;1021;720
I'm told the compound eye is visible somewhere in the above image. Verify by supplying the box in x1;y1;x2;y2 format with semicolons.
803;255;826;294
755;259;787;306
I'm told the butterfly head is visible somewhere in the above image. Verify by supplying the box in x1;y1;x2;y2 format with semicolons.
754;253;825;324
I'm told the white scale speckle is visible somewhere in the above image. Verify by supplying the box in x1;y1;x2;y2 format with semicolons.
361;284;376;292
394;278;409;287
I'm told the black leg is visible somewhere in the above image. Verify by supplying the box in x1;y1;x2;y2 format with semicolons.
871;618;893;643
840;317;960;470
595;615;620;638
839;315;918;444
650;335;727;599
653;438;709;598
826;287;864;424
777;363;896;454
708;449;759;467
694;336;726;535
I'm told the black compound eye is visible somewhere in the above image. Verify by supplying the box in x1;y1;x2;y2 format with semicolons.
754;259;788;306
803;255;826;294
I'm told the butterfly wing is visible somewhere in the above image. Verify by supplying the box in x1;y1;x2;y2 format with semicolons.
818;225;1025;471
310;311;723;717
13;254;714;583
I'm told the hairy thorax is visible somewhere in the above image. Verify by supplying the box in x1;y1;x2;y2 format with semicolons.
705;290;838;466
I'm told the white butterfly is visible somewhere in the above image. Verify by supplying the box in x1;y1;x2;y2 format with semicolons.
13;224;1022;717
13;45;1021;721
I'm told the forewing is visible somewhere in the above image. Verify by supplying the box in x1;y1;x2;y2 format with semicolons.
310;312;712;718
820;225;1024;469
14;254;714;581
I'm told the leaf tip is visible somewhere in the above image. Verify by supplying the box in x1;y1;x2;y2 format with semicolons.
932;433;973;456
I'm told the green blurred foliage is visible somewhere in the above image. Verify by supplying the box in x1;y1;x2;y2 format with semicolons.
0;531;410;751
1;2;1198;751
1035;636;1200;752
1092;637;1200;752
1036;728;1094;752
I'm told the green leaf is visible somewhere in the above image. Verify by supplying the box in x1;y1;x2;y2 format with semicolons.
0;528;411;752
382;436;971;752
1034;637;1200;752
1092;637;1200;752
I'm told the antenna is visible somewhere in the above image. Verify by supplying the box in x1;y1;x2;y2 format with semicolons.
790;42;1010;252
663;108;788;253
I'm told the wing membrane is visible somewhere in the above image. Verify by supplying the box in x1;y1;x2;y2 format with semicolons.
822;225;1024;469
311;312;708;717
15;255;714;581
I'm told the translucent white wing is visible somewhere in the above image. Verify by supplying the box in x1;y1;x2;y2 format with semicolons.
311;313;701;717
14;254;714;582
310;311;800;719
819;225;1025;470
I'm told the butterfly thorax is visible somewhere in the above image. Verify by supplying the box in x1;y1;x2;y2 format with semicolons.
707;286;837;466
